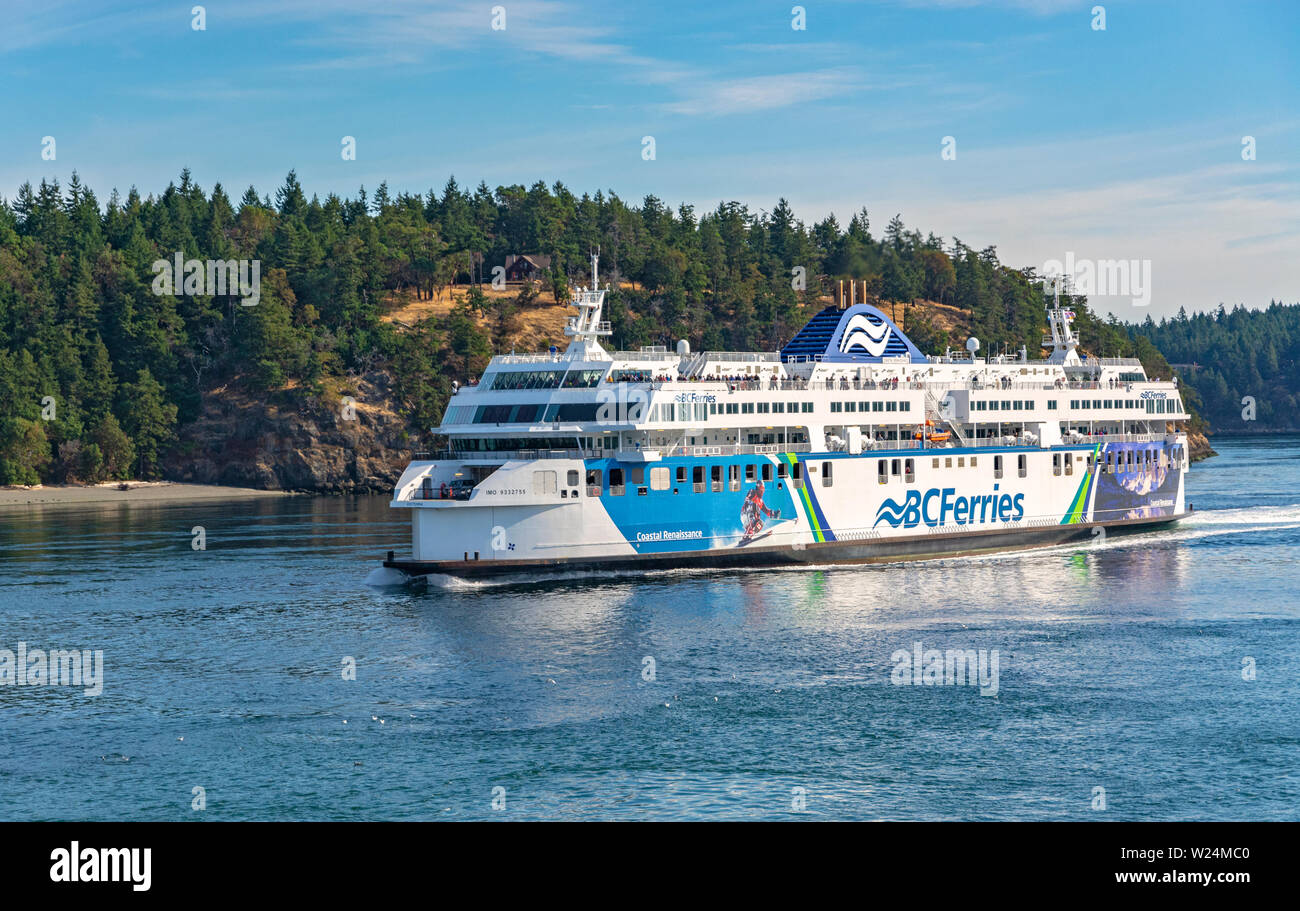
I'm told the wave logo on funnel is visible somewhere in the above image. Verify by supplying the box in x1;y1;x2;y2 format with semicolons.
839;313;892;356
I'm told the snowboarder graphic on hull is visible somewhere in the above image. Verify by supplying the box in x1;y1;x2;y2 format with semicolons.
740;480;780;541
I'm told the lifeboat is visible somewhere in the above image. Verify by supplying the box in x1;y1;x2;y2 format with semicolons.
914;420;951;444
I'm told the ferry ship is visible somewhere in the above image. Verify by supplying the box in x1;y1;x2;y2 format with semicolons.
384;253;1190;578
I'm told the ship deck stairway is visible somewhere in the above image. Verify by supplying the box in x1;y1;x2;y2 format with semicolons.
925;389;970;447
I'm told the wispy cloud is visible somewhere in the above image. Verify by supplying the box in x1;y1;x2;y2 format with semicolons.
660;69;862;116
0;1;174;53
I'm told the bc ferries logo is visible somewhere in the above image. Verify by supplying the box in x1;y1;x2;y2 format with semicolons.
875;486;1025;528
839;313;892;356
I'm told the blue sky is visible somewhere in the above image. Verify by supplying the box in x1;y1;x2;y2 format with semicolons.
2;0;1296;319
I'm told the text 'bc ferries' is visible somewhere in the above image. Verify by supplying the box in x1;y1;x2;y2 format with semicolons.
384;253;1190;578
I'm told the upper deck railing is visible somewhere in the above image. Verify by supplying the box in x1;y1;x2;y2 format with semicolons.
606;350;681;362
1086;356;1143;367
663;442;813;457
448;375;1177;407
577;376;1165;393
491;353;569;365
691;352;782;364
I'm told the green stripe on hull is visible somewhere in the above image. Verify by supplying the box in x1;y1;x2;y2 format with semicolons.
1061;444;1100;524
782;452;826;543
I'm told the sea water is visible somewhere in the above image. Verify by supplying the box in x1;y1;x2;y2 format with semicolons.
0;436;1296;820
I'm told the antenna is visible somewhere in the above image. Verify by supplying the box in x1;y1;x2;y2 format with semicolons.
564;245;612;357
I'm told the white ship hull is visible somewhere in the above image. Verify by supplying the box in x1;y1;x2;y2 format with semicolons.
385;437;1189;578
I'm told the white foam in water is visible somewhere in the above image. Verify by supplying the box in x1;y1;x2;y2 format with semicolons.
423;572;490;590
1185;503;1300;526
364;566;420;587
422;567;658;589
953;502;1300;565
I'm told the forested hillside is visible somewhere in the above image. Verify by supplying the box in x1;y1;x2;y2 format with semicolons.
0;170;1211;487
1131;303;1300;432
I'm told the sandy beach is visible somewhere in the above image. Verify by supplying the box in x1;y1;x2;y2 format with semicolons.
0;481;291;510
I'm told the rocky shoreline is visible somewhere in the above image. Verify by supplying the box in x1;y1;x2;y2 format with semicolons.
1188;430;1217;462
163;372;414;493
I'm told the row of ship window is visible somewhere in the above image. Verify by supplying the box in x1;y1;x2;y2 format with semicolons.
575;462;807;497
973;398;1181;413
1068;398;1181;413
487;369;604;390
1088;447;1179;472
827;401;913;413
655;401;914;420
883;454;1023;481
972;400;1050;411
531;446;1180;498
452;396;1180;426
450;400;919;425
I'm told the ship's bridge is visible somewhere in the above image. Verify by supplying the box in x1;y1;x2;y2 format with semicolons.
780;304;929;365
